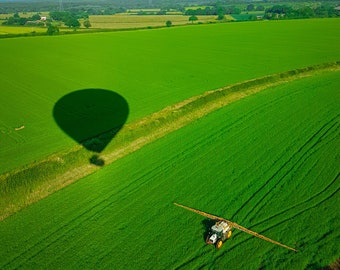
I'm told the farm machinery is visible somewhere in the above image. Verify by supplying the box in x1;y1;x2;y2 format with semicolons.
174;203;298;251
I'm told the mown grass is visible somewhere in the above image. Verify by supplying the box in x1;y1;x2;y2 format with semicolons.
0;70;338;269
1;18;339;174
0;62;338;221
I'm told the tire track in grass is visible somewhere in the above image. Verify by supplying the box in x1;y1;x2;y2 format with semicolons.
174;249;213;270
3;138;189;266
215;173;339;260
220;89;319;212
232;115;338;223
2;150;181;268
253;172;339;230
5;123;228;266
248;119;339;221
214;133;339;260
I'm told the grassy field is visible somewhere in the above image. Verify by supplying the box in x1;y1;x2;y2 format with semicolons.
87;14;222;29
0;25;46;35
1;62;336;221
0;71;339;269
0;18;339;174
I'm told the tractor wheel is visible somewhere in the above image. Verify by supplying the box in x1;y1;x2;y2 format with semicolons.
216;239;223;249
226;230;232;239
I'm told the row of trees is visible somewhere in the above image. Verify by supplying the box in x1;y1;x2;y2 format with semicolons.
49;11;83;28
46;11;92;35
2;12;43;26
264;4;339;19
185;5;241;16
1;10;92;35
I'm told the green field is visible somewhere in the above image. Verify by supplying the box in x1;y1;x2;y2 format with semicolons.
87;14;221;29
1;71;339;269
0;18;340;269
0;25;46;35
1;19;339;173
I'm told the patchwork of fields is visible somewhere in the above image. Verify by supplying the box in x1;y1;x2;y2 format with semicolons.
0;14;232;36
0;18;339;269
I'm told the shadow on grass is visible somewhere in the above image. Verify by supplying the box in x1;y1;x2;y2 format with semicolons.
202;218;215;242
53;89;129;166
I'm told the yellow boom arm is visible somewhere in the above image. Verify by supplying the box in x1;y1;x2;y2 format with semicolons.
174;202;298;252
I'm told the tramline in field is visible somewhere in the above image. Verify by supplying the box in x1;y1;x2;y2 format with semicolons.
174;203;298;251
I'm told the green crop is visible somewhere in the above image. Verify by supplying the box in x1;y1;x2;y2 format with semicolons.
0;18;339;269
0;18;340;172
0;71;339;269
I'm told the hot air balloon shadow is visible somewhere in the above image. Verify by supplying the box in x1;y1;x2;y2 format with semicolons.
53;89;129;166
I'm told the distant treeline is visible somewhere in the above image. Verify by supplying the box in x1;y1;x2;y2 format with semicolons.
185;5;241;16
0;2;182;14
264;5;339;19
184;3;339;20
2;12;44;26
1;1;339;21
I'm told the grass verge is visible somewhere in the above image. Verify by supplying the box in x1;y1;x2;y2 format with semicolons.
1;61;339;221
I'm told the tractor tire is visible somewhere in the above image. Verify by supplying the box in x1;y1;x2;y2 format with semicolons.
216;239;223;249
226;230;232;239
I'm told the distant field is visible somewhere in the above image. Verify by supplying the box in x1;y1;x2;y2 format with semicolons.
233;12;264;21
1;71;339;269
0;13;230;35
0;18;339;173
88;14;223;29
0;25;46;34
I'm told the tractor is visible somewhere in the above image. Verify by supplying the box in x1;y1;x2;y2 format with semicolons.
206;221;232;249
174;202;298;252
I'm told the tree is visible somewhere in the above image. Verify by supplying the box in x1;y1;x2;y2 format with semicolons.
165;20;172;27
46;22;59;35
247;4;255;12
2;13;29;25
83;19;91;28
50;11;68;21
256;5;265;11
31;13;41;21
217;13;225;20
64;16;80;29
189;15;198;24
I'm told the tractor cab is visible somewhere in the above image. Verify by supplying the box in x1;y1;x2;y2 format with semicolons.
206;221;232;248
